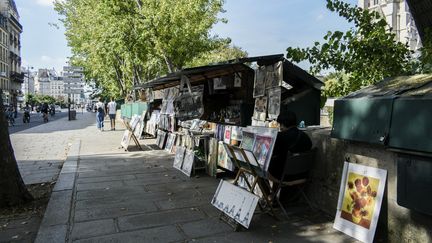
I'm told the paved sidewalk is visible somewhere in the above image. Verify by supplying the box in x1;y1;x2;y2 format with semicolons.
33;114;357;243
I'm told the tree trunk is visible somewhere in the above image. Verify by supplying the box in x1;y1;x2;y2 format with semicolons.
0;92;33;207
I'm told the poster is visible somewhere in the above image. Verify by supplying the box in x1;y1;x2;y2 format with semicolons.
268;87;281;120
157;130;167;149
174;85;204;120
265;61;283;89
120;130;131;150
252;135;273;169
333;162;387;243
173;146;186;170
231;126;243;141
224;126;231;144
181;149;195;177
213;77;226;90
165;133;176;153
253;96;268;121
211;180;259;229
217;141;235;171
241;131;255;151
253;66;266;97
130;114;141;131
234;73;242;87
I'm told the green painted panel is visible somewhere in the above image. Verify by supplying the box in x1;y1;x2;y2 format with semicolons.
121;102;148;119
389;98;432;153
331;98;393;145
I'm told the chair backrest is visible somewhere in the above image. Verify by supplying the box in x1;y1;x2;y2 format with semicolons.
282;147;317;177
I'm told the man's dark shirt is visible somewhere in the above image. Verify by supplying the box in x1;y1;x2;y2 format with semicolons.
268;127;312;179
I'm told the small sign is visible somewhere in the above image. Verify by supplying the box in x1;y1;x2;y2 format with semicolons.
333;162;387;243
211;180;259;229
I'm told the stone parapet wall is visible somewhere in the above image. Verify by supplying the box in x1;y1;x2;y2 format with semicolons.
305;128;431;242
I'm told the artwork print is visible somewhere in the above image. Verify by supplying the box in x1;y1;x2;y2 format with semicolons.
241;131;255;151
264;61;283;89
173;146;186;170
224;126;231;144
231;126;243;141
120;130;131;150
267;87;281;120
334;162;387;243
211;180;259;229
253;66;266;97
181;149;195;177
234;73;242;87
213;77;226;90
217;141;234;171
253;96;268;121
164;133;176;153
252;135;273;169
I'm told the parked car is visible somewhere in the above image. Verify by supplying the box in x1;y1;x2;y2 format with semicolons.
54;105;62;112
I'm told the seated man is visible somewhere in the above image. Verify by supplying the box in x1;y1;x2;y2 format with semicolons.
268;111;312;181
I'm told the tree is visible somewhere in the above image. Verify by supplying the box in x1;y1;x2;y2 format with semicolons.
286;0;412;97
55;0;229;97
0;91;33;207
187;43;248;67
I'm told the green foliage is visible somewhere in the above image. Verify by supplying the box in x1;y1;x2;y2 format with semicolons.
187;43;248;67
286;0;413;97
25;94;58;105
55;0;230;98
417;29;432;73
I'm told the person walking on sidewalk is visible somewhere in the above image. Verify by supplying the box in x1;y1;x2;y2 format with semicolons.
107;98;117;130
95;98;105;131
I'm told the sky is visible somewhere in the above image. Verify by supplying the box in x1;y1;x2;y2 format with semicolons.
16;0;358;73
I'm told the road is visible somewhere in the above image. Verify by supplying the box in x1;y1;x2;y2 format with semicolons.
7;109;85;134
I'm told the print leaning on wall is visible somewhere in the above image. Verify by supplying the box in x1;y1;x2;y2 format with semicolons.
333;162;387;243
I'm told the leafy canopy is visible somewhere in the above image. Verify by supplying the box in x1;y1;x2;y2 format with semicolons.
286;0;413;97
55;0;240;98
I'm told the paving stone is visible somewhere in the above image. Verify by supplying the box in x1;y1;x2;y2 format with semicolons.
40;190;72;227
34;224;67;243
180;218;233;239
75;186;147;201
53;172;75;191
71;219;116;240
155;195;211;211
76;174;136;184
73;225;183;243
118;208;206;231
74;201;159;222
76;180;125;191
198;204;221;218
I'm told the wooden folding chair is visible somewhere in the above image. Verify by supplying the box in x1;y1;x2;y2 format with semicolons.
268;147;317;218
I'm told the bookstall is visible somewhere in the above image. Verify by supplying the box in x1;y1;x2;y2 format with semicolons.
135;54;322;228
136;54;322;175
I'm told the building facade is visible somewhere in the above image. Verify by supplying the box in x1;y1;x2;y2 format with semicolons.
0;12;8;104
63;66;85;106
0;0;22;107
21;66;35;97
358;0;421;52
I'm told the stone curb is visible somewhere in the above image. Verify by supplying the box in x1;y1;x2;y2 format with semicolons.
34;139;81;243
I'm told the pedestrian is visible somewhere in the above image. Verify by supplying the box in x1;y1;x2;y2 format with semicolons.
107;98;117;130
95;98;105;131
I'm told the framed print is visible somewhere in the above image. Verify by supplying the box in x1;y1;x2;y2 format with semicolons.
213;77;226;90
252;135;274;170
181;149;195;177
241;131;255;151
173;146;186;170
333;162;387;243
211;180;259;229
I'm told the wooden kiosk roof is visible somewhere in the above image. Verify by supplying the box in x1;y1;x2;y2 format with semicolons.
135;54;323;91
